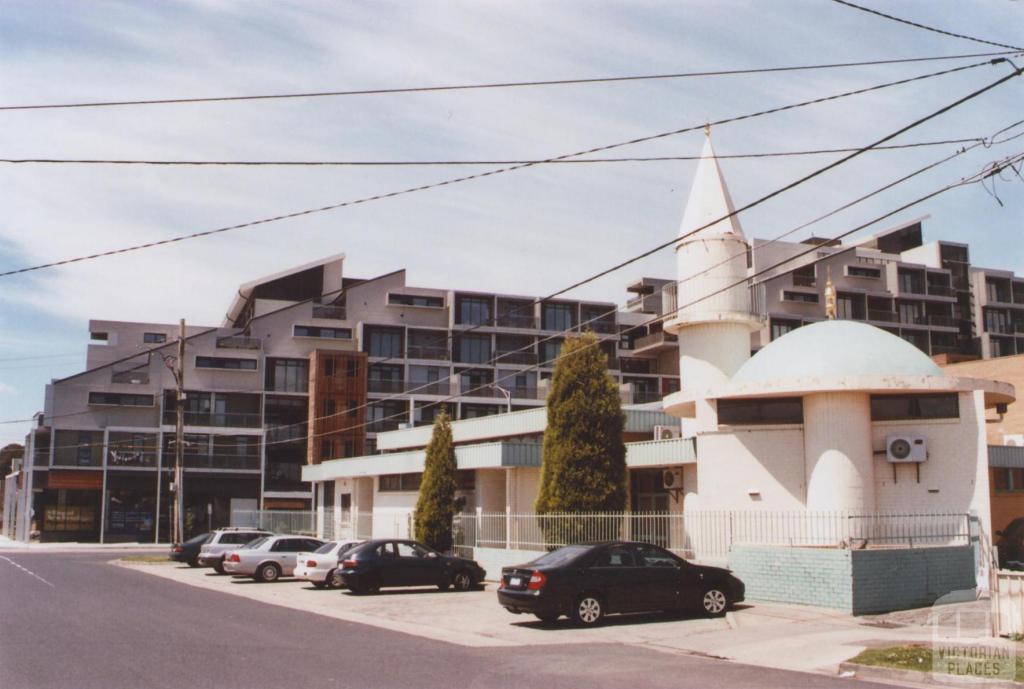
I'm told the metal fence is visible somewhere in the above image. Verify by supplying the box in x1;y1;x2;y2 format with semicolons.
232;509;317;536
232;509;381;541
455;510;971;561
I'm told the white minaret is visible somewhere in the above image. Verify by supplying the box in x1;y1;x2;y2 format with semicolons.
663;132;761;399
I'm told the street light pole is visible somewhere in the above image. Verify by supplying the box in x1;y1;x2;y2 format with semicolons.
492;384;512;414
174;319;186;544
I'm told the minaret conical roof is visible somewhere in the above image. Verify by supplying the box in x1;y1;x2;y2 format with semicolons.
677;133;745;241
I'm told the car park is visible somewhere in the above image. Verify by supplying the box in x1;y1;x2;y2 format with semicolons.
497;541;745;626
295;540;364;589
169;532;211;567
338;539;486;594
197;527;273;573
223;535;326;582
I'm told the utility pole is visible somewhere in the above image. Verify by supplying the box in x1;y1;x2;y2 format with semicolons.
174;319;186;544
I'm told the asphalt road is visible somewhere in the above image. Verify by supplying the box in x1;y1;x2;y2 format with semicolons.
0;550;892;689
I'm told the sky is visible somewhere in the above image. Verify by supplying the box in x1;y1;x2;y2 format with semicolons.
0;0;1022;446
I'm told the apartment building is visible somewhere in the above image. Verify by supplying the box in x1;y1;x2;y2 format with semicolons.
14;254;680;543
721;219;1024;360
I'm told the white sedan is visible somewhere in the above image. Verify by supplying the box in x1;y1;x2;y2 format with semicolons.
223;535;325;582
295;540;365;589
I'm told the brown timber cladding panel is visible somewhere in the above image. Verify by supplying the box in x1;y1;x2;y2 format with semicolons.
307;349;368;465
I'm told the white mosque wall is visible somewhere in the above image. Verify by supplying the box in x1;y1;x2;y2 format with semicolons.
692;427;807;511
673;235;751;321
803;392;875;512
677;322;753;395
871;390;991;537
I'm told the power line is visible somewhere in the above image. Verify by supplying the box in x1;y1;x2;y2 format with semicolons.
0;352;81;363
0;58;1002;280
830;0;1024;52
0;51;1016;113
0;137;987;167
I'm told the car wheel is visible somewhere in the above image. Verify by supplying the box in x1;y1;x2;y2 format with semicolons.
187;559;200;568
452;571;473;592
256;563;281;583
327;569;345;590
572;594;604;627
213;558;226;575
312;580;327;589
535;612;560;624
702;588;729;617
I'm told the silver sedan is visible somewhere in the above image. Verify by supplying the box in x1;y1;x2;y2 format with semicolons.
223;535;326;582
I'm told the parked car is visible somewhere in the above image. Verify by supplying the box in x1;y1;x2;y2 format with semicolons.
295;540;365;589
338;539;486;594
197;527;273;573
997;517;1024;570
497;541;745;626
223;535;326;582
169;532;212;567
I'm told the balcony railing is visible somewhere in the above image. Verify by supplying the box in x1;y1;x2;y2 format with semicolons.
930;344;963;355
184;454;260;471
312;305;347;320
582;320;618;335
631;390;663;404
406;345;449;360
927;315;960;328
507;386;540;400
494;350;537;365
621;358;658;375
216;335;262;350
867;310;898;323
368;379;405;394
626;296;645;309
495;315;537;329
926;284;956;298
409;382;449;395
162;411;262;428
461;385;500;398
632;330;677;351
792;274;816;287
367;418;401;433
899;314;929;326
264;424;307;443
111;368;150;384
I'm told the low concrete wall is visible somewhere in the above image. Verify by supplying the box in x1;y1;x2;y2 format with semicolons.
729;544;975;615
471;547;546;581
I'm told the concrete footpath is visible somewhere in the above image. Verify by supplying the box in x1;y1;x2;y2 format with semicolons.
118;558;1007;680
0;535;167;551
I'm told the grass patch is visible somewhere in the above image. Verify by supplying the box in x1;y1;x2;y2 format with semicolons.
119;555;171;564
850;644;1024;683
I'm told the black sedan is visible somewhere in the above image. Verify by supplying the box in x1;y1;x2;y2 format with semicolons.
169;532;212;567
338;539;486;594
497;541;744;626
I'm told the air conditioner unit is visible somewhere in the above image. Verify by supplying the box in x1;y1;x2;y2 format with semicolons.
1005;435;1024;447
653;425;681;440
662;468;683;490
886;435;927;463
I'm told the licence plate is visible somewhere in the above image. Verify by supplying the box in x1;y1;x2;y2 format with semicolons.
509;576;522;587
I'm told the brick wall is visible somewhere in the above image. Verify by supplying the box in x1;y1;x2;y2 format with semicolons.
730;544;976;615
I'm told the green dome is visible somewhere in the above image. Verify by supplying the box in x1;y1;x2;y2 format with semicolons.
732;320;943;385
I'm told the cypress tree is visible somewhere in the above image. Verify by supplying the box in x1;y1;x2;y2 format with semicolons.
414;409;457;552
536;332;626;542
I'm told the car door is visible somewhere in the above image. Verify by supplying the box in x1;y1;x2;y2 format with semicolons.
271;538;304;574
376;542;404;586
586;544;646;613
634;543;687;611
394;542;436;586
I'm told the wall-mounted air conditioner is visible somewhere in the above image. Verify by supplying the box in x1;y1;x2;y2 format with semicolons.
662;468;683;490
886;435;927;463
1005;435;1024;447
653;425;681;440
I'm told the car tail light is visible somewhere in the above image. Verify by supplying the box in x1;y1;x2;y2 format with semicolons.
173;546;183;553
527;571;547;590
342;559;358;568
228;553;240;563
306;560;317;568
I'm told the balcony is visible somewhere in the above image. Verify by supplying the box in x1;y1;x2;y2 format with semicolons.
632;330;678;353
867;310;898;323
406;345;449;360
408;382;449;395
216;335;262;350
495;315;537;329
494;350;537;365
631;390;663;404
926;284;956;298
184;453;260;471
899;314;929;326
162;411;262;428
367;418;401;433
312;305;347;320
507;386;540;400
111;368;150;384
792;274;816;288
621;358;659;375
926;315;960;328
582;320;618;335
368;379;405;394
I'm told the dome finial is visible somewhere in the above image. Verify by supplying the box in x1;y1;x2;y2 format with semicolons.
704;121;711;138
825;266;837;320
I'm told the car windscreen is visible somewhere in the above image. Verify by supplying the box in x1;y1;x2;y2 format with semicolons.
529;545;592;567
314;541;337;554
337;541;363;555
184;532;210;546
244;536;269;550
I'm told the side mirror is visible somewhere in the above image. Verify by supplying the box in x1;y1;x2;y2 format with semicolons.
426;551;438;558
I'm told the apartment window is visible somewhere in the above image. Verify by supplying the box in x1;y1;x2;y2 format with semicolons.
987;279;1011;303
898;301;923;325
379;473;422;492
994;468;1024;492
770;318;801;341
388;293;444;308
456;296;492;326
539;339;563;366
898;269;925;294
323;398;336;417
792;264;816;287
369;364;404;392
364;326;404;358
88;392;154;407
195;356;257;371
53;430;103;467
496;299;534;328
870;393;959;421
265;358;309;392
847;266;880;279
347;359;358;378
367;400;406;432
985;309;1010;334
718;398;803;425
460;404;500;419
900;329;929;352
319;439;335;461
294;325;352;339
782;291;818;304
143;332;167;343
455;333;491;364
323;358;335;377
542;302;575;331
90;331;109;342
836;292;865;320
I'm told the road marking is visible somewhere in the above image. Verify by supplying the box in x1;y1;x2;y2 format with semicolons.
0;555;55;587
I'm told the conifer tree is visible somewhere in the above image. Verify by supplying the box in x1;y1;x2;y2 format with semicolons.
536;332;626;542
414;409;458;552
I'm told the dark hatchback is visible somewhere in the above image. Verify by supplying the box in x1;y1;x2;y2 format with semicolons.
169;532;211;567
338;539;486;594
497;541;745;626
